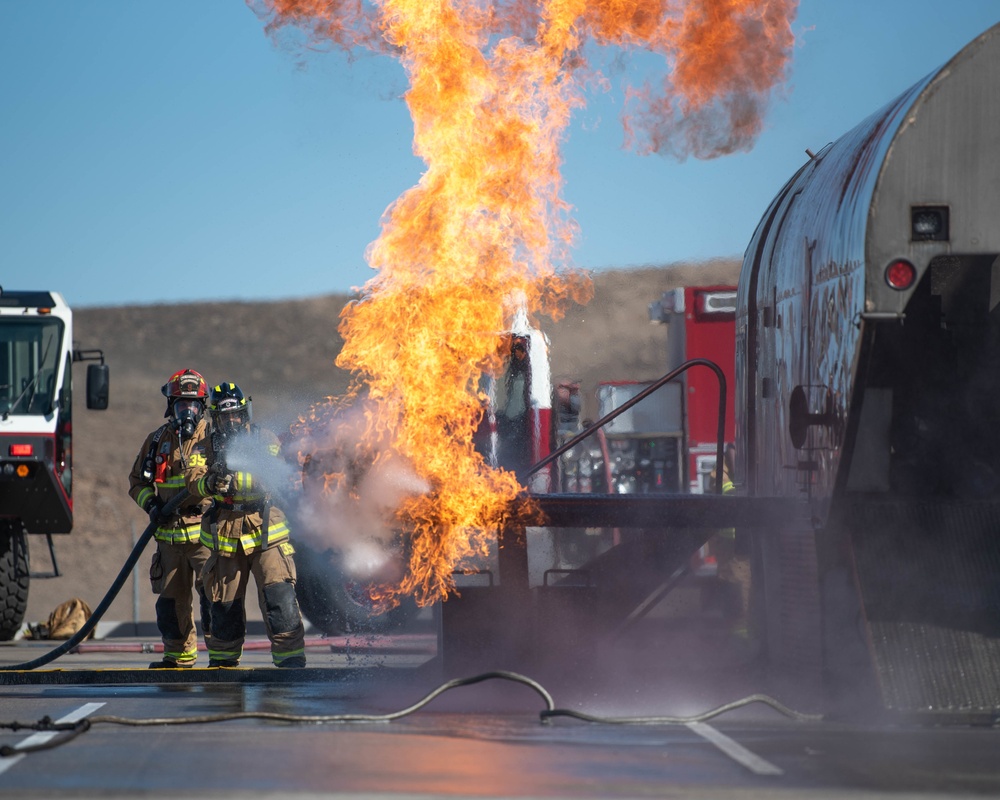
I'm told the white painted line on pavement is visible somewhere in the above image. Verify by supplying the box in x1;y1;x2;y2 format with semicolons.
686;720;783;776
0;702;105;775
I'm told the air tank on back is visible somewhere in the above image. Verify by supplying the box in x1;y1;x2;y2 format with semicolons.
737;23;1000;720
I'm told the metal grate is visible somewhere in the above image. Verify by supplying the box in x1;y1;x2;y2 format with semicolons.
847;499;1000;715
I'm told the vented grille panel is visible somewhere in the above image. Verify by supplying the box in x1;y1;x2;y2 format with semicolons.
847;499;1000;715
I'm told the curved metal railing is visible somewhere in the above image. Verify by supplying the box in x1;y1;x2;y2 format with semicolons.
526;358;727;494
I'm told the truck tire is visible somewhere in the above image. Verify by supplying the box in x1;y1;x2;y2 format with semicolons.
0;531;30;641
294;542;414;636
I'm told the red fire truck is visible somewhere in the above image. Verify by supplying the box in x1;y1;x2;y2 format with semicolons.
557;285;736;497
649;284;736;493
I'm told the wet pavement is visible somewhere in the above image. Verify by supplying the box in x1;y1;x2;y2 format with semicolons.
2;620;1000;799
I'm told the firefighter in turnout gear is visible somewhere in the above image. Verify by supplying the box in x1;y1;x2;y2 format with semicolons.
128;369;213;668
185;382;306;668
711;443;751;638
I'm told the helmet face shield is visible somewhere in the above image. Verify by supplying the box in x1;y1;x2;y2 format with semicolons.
209;382;251;435
215;408;249;434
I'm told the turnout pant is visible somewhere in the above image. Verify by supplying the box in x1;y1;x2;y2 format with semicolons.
150;540;211;665
202;541;306;666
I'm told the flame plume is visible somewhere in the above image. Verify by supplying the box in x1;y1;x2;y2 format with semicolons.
255;0;797;606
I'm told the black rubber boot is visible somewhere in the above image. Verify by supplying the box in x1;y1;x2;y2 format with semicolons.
148;659;192;669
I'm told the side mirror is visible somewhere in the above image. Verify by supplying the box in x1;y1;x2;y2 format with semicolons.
86;363;110;410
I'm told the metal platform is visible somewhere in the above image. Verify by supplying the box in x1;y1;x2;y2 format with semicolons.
530;492;809;529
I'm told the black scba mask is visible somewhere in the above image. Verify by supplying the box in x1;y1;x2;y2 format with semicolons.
172;398;204;438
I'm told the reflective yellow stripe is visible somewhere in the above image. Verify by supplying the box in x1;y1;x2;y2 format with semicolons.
272;648;305;665
136;487;154;509
164;649;198;663
155;521;203;544
199;522;290;553
201;530;238;553
208;648;242;660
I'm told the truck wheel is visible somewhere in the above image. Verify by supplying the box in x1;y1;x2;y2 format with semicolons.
0;531;30;641
294;542;414;636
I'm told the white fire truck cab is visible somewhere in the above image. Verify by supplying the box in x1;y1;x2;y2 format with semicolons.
0;288;109;639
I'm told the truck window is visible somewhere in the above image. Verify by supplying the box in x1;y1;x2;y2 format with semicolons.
0;317;64;416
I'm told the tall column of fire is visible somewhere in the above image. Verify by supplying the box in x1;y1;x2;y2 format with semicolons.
254;0;798;607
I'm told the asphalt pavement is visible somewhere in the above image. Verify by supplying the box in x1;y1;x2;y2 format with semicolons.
2;618;1000;799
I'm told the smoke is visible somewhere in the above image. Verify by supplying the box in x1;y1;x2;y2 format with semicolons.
220;409;430;581
223;433;300;504
286;402;431;581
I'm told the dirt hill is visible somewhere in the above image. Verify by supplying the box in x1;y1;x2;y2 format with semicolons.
25;258;740;629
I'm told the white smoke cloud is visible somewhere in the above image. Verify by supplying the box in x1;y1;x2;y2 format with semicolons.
223;433;299;504
284;403;430;581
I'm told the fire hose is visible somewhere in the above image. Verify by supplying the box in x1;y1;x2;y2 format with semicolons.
0;675;822;757
0;490;192;672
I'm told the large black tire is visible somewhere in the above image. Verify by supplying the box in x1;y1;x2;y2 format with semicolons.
0;530;30;641
294;542;415;636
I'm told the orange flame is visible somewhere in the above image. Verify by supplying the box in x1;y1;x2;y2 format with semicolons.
255;0;797;606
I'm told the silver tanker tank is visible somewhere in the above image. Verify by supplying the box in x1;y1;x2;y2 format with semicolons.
737;22;1000;720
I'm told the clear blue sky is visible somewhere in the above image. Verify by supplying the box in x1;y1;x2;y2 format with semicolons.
2;2;998;309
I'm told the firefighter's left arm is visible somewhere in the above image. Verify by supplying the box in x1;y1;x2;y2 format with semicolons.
128;429;158;513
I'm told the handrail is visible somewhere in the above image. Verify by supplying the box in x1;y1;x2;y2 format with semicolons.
527;358;727;494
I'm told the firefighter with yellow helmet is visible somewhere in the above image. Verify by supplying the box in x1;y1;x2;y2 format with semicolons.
128;368;213;668
184;382;306;668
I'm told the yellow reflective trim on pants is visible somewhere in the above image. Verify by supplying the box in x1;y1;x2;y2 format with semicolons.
164;649;198;664
272;648;305;665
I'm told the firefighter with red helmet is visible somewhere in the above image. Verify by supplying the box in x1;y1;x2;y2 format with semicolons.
128;368;213;668
184;382;306;668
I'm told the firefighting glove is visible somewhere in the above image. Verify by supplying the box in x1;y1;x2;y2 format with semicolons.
143;496;164;521
208;471;235;497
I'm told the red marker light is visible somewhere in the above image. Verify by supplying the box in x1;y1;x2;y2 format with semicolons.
9;443;33;457
885;259;916;290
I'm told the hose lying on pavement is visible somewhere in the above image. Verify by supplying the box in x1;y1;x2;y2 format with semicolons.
0;671;824;758
0;491;190;672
